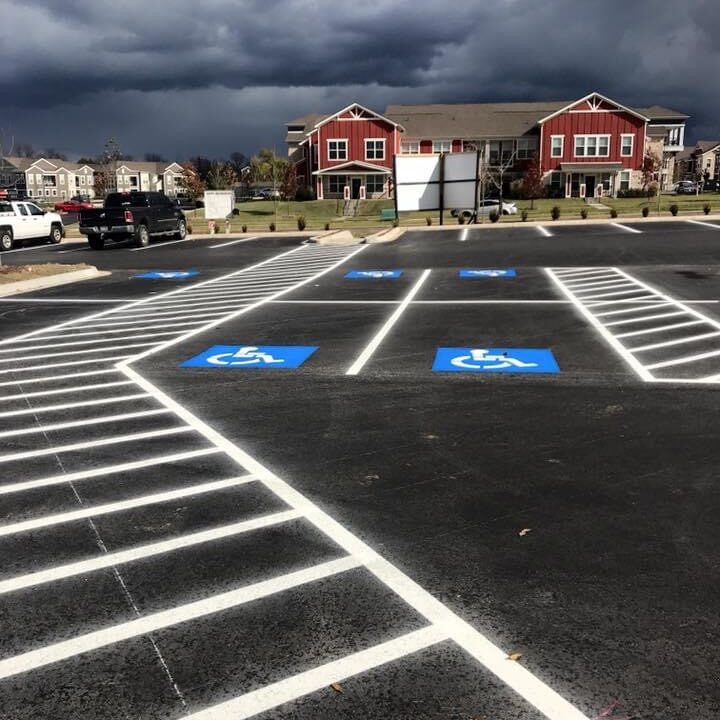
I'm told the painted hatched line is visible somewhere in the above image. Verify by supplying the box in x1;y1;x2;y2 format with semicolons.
10;321;211;342
209;236;258;248
547;266;720;384
0;369;120;388
0;447;221;496
0;508;302;594
120;364;591;720
0;426;194;464
0;475;257;537
0;393;152;418
0;331;184;353
0;556;359;680
181;626;448;720
0;355;133;375
0;380;134;402
0;342;162;363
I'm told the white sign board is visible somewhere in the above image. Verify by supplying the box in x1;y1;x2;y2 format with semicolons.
204;190;235;220
395;153;477;212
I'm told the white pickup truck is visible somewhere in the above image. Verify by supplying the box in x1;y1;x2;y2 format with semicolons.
0;200;65;251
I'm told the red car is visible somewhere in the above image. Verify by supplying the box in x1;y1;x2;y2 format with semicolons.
54;197;94;212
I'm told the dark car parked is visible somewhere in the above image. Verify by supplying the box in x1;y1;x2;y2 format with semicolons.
79;191;186;249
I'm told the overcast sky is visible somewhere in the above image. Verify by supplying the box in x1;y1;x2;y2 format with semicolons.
2;0;718;160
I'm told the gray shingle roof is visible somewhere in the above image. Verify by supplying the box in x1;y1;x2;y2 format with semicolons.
635;105;690;121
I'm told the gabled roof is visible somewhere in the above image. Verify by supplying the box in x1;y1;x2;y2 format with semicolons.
635;105;690;121
312;160;391;175
537;92;649;124
695;140;720;153
311;103;404;132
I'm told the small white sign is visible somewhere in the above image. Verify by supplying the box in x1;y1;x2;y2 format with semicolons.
204;190;235;220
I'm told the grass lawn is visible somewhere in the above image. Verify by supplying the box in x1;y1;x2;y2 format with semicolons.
0;263;89;284
600;193;718;216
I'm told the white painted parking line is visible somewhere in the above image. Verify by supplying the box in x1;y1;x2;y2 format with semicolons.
0;380;134;402
631;331;720;353
565;279;633;290
182;626;448;720
614;320;704;339
0;298;132;304
345;269;432;376
0;243;61;255
129;237;195;251
0;341;161;363
585;294;659;307
0;508;302;595
0;556;359;681
0;331;183;354
57;246;90;254
645;348;720;370
459;227;469;242
0;448;221;495
209;236;258;249
0;368;120;388
21;321;209;341
0;475;256;537
122;365;591;720
0;408;170;439
611;223;643;234
0;425;193;464
604;310;687;326
687;219;720;230
0;355;134;375
537;225;553;237
577;288;647;301
594;303;673;317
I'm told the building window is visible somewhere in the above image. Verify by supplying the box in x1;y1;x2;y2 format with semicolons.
432;140;452;153
59;175;65;185
27;189;33;197
327;140;348;161
365;139;385;161
328;175;347;194
489;140;514;164
619;171;631;191
366;175;385;194
620;134;634;157
516;137;537;160
574;135;610;157
551;136;564;158
27;175;34;185
664;127;682;146
550;172;562;190
401;141;419;154
36;174;42;184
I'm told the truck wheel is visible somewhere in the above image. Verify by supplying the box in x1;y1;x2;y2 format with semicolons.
174;219;187;240
0;228;14;251
88;234;104;250
135;224;150;248
49;223;63;244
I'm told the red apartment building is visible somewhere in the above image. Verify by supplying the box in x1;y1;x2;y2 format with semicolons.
286;93;688;200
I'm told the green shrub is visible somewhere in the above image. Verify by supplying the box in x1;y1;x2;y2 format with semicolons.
488;210;499;223
425;216;432;226
241;224;247;233
551;205;561;221
617;188;651;198
392;218;399;228
704;203;711;215
296;215;306;231
324;222;330;231
521;209;528;222
610;208;618;218
269;222;276;231
187;224;193;235
294;185;316;201
580;208;588;219
457;214;466;225
670;204;679;216
641;207;649;218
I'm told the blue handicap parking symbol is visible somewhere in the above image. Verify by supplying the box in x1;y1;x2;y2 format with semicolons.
345;270;403;279
459;268;516;278
181;345;318;369
432;347;559;374
135;271;199;280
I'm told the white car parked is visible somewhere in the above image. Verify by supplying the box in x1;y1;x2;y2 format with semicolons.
0;201;65;250
451;200;518;221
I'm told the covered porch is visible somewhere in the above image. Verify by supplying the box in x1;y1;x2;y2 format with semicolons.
556;162;625;198
313;161;392;201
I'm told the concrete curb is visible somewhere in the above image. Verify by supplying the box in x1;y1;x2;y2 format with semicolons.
365;227;407;243
0;266;110;297
310;230;358;245
186;230;322;240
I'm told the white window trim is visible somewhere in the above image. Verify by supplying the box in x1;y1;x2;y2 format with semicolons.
550;135;564;158
327;139;348;162
620;134;634;157
400;141;420;155
432;139;452;154
364;138;385;161
574;134;611;158
516;137;538;159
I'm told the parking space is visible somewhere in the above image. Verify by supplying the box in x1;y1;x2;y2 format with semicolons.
3;223;720;719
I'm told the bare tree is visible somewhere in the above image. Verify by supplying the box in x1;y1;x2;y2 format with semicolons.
205;161;237;190
641;149;661;200
521;153;544;209
487;148;517;219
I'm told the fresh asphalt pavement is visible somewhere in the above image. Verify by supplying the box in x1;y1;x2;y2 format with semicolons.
2;222;720;719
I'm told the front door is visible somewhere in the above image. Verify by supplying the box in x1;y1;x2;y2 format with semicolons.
351;178;361;200
585;175;596;198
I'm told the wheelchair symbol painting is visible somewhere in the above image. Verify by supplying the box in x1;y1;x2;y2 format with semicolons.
433;347;559;374
459;269;516;278
345;270;402;279
181;345;318;369
135;271;199;280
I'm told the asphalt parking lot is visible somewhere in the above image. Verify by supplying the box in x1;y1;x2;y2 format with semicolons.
1;220;720;719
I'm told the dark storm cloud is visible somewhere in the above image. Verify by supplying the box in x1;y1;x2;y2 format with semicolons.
1;0;718;157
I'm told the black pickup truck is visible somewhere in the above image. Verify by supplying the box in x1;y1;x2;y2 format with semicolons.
79;191;186;249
